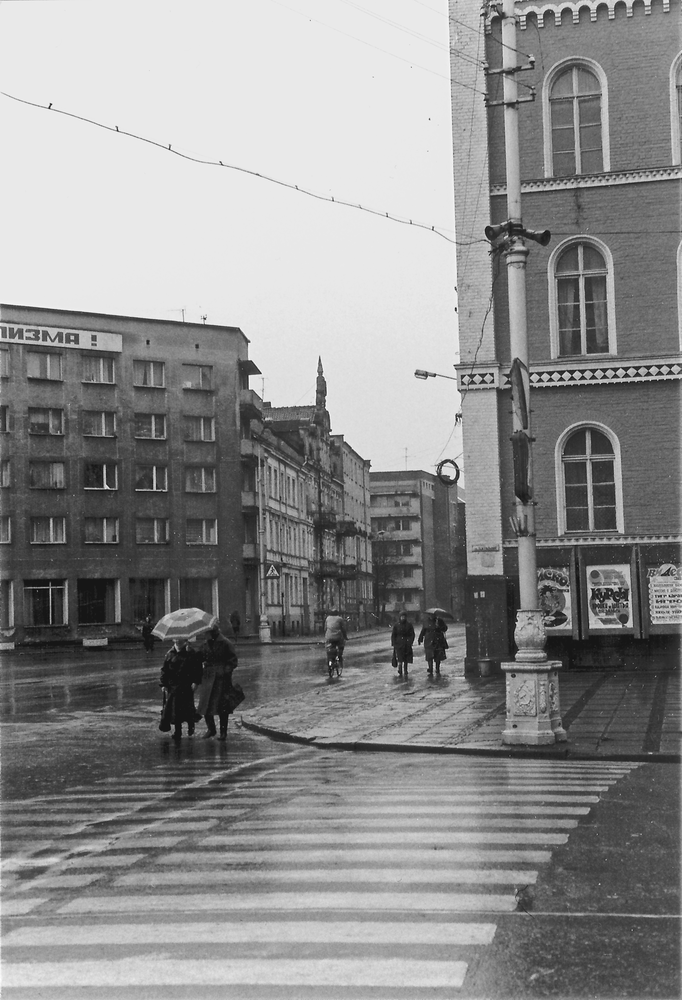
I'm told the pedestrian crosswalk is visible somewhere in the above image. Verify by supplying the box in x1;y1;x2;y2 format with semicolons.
1;752;639;998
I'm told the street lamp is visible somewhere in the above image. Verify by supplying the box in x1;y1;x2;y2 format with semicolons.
414;369;458;381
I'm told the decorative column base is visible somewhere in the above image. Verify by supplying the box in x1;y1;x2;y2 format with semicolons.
501;660;567;745
259;615;272;644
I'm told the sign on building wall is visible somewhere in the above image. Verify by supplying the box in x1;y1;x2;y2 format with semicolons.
647;564;682;626
1;325;122;353
538;567;572;631
586;564;632;630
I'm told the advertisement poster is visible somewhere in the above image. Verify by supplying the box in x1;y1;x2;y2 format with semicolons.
538;567;572;631
586;564;632;629
647;564;682;626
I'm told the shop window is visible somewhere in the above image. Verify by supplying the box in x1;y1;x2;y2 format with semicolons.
549;239;615;357
545;60;607;176
82;355;115;383
557;425;622;534
186;519;217;545
30;516;66;544
133;360;165;388
27;350;63;380
182;364;212;390
24;579;66;626
185;466;216;493
84;462;118;490
77;578;118;624
129;578;167;621
183;415;215;441
28;408;64;435
0;580;13;628
83;410;116;436
84;517;119;543
134;413;166;439
136;518;169;544
29;461;65;489
179;577;216;614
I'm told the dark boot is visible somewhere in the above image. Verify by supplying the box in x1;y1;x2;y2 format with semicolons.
172;727;182;742
218;714;228;741
202;715;217;739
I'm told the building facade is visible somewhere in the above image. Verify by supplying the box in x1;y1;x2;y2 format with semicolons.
0;304;260;645
369;470;466;624
450;0;681;668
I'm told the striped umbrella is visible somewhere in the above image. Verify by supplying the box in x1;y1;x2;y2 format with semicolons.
151;607;215;642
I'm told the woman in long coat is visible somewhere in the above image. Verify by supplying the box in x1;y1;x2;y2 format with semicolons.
391;612;415;677
159;639;203;741
417;615;448;676
197;619;239;740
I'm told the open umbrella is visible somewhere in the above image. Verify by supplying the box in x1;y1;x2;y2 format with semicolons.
425;607;453;618
151;607;214;642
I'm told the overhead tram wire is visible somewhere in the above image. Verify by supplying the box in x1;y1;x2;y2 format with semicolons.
2;90;492;248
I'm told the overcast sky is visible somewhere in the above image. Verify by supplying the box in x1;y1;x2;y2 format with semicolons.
1;0;462;474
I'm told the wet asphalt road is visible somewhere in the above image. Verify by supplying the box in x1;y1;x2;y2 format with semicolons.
0;634;390;799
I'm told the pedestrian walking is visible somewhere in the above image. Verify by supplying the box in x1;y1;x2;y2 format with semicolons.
418;614;448;676
229;610;241;638
391;612;415;677
159;638;203;741
141;615;155;654
197;617;239;740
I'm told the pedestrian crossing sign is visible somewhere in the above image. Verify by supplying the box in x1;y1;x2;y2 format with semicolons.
266;564;280;578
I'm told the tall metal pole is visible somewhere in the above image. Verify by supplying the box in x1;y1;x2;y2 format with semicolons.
497;0;566;744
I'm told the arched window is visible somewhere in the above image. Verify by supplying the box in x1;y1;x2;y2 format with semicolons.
544;60;608;177
551;240;614;357
558;426;622;534
670;53;682;165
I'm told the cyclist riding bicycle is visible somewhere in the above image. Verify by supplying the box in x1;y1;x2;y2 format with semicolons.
324;612;348;670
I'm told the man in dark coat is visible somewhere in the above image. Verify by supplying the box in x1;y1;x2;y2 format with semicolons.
418;615;449;676
159;639;203;741
197;618;239;740
391;612;415;677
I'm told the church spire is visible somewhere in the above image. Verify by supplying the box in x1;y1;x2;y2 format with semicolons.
315;356;327;411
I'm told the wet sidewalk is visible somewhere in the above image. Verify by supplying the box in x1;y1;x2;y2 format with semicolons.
241;626;680;762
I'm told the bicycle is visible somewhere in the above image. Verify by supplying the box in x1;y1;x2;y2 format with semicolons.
326;641;344;679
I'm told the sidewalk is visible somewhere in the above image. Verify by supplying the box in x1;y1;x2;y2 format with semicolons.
241;626;681;762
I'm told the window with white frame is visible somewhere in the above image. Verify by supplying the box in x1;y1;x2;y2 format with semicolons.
135;465;167;491
83;410;116;437
0;515;10;543
133;360;165;388
0;580;12;628
559;426;620;533
186;519;217;545
135;413;166;439
27;351;63;380
136;517;169;544
30;516;66;544
84;462;118;490
550;240;614;357
24;579;67;626
182;364;212;390
28;408;64;435
29;461;65;489
671;52;682;165
183;415;215;441
84;517;119;543
547;62;604;176
185;466;216;493
82;354;115;383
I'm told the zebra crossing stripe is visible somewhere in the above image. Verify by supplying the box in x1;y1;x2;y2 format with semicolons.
111;867;539;888
158;847;553;864
4;920;498;947
202;830;569;845
2;957;470;989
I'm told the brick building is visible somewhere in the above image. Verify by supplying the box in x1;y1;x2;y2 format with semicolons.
450;0;681;669
0;304;261;645
369;470;466;624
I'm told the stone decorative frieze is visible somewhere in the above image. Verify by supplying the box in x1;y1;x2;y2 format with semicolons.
529;361;682;386
491;165;681;197
504;533;682;547
457;368;499;390
486;0;669;30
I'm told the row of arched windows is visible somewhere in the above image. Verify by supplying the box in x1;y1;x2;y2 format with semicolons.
543;54;682;175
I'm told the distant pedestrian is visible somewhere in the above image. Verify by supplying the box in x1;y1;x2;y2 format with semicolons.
229;610;241;637
159;639;203;741
324;611;348;669
418;614;448;676
391;612;415;677
197;618;239;740
141;615;155;654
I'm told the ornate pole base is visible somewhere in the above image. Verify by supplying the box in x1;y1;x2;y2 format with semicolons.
259;615;272;644
501;609;567;745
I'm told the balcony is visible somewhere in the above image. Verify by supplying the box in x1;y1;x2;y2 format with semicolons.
311;508;338;530
242;542;258;562
241;490;258;511
337;563;358;580
314;558;339;578
240;388;262;421
336;517;358;537
240;438;258;462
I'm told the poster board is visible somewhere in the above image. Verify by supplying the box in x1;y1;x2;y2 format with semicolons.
638;544;682;636
578;547;640;637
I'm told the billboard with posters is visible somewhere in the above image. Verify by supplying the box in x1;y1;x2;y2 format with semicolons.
586;564;632;630
647;564;682;626
538;567;572;631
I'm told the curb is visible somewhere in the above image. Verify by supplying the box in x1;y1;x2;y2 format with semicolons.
240;719;681;764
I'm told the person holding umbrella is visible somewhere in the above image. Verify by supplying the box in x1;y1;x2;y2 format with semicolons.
154;608;214;741
418;609;449;676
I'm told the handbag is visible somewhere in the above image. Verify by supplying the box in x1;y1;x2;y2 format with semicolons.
224;682;245;715
391;650;398;668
